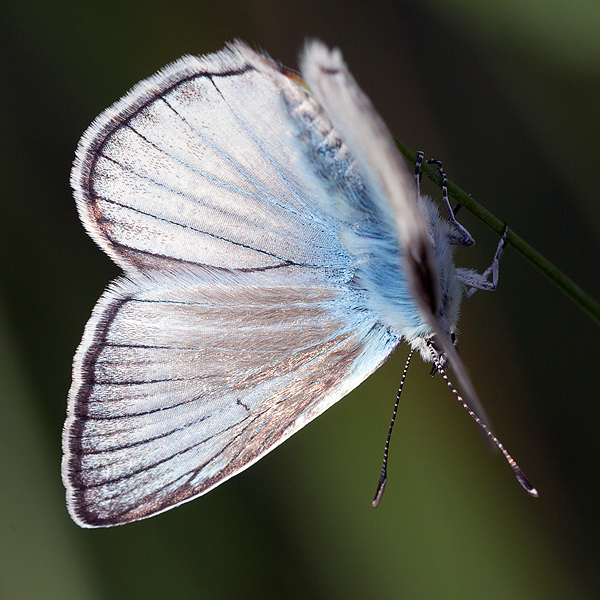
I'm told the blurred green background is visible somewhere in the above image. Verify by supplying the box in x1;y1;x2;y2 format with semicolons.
1;1;599;598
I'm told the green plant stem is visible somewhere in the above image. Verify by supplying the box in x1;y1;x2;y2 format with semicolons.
395;139;600;326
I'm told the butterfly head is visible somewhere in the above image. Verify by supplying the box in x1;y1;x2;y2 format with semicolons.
409;329;458;371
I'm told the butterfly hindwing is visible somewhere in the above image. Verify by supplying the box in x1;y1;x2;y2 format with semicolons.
63;270;398;526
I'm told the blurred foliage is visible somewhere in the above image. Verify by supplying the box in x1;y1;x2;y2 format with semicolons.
1;1;599;599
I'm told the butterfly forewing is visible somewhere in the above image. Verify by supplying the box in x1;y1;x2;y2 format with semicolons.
72;46;353;276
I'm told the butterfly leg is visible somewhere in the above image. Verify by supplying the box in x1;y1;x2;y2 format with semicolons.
426;158;474;247
414;150;425;198
459;225;509;297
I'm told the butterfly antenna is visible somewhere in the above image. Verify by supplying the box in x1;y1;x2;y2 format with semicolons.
426;340;539;497
372;348;415;507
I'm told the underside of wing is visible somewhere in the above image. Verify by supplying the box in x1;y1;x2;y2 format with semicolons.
62;270;399;527
299;41;441;324
299;41;491;427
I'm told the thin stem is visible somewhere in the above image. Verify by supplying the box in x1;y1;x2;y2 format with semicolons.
394;139;600;326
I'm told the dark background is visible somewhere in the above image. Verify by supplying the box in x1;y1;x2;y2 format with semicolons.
1;1;599;598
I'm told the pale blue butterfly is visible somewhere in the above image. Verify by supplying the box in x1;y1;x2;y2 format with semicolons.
62;40;536;528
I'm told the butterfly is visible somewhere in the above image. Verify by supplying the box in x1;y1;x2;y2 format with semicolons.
62;40;536;528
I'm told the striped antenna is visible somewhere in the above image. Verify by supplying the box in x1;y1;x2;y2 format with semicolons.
372;348;415;507
426;339;538;497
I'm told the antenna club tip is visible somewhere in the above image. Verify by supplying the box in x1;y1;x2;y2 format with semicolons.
372;477;387;508
515;467;539;497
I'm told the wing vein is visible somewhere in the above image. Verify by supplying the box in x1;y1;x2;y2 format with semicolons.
122;121;276;208
83;411;260;487
159;94;281;207
209;76;312;214
92;189;294;266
